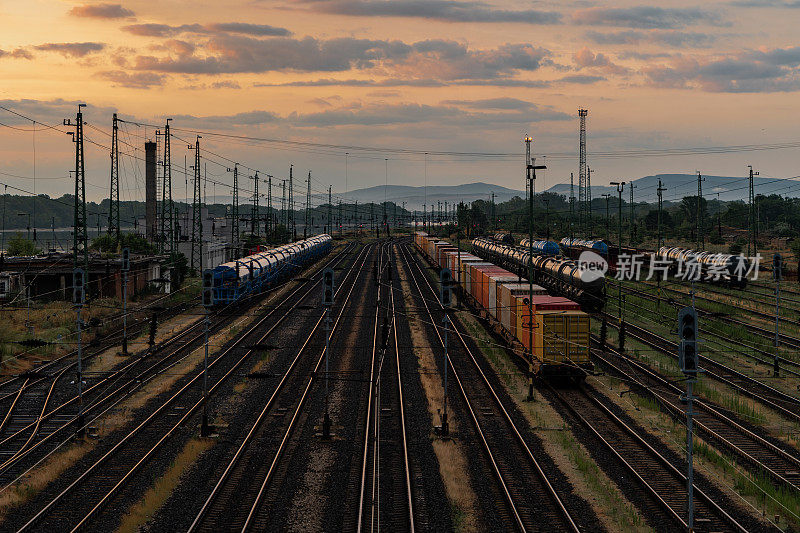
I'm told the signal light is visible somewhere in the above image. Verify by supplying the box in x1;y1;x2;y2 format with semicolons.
678;306;698;374
440;268;453;308
202;269;214;308
73;268;85;306
121;247;130;271
773;253;783;281
322;268;335;307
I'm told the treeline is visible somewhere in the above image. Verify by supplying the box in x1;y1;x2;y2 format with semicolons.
446;192;799;250
0;193;411;231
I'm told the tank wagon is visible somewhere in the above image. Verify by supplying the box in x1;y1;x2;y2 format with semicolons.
658;246;750;288
490;232;515;245
415;232;592;379
472;237;605;312
211;234;332;306
559;237;609;257
519;238;561;256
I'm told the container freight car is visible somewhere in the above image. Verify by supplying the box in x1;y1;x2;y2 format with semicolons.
414;232;592;379
471;237;606;312
211;234;332;306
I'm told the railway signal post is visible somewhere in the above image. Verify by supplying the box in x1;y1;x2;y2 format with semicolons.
201;270;214;437
121;248;130;356
439;268;453;437
525;135;546;401
73;268;85;436
322;267;335;439
678;306;699;531
774;253;782;377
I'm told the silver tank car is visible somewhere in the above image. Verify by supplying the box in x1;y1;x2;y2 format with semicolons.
657;246;750;288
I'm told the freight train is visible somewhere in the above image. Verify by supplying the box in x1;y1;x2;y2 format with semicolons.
211;234;333;306
472;238;606;312
519;238;561;256
415;232;593;379
657;246;750;288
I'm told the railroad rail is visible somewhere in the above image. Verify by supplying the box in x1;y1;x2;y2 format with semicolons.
602;314;800;424
356;243;415;532
400;243;581;532
187;242;374;532
9;244;359;532
546;383;752;532
592;343;800;494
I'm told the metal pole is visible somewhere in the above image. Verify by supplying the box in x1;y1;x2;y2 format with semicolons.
686;377;695;531
776;280;780;377
77;305;84;434
442;311;449;436
323;307;331;438
201;308;210;436
122;269;128;355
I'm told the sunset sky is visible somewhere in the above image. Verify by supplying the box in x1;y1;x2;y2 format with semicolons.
2;0;800;207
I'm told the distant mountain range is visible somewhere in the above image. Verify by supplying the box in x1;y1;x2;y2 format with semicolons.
338;182;524;211
342;173;796;210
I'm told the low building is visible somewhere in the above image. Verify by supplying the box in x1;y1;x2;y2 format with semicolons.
0;252;168;302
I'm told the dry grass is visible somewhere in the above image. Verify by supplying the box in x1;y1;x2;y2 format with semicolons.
590;371;778;530
116;437;213;533
455;310;649;532
0;442;92;522
397;260;478;532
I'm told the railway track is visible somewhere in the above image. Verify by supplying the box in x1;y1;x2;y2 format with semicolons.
0;291;194;402
0;271;307;487
400;243;582;532
186;242;375;532
609;278;800;354
592;343;800;494
546;383;753;532
6;244;357;532
606;280;800;376
602;315;800;424
356;243;415;532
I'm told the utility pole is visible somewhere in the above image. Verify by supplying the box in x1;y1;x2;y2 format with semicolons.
490;193;496;230
525;135;546;401
602;193;611;241
657;179;666;250
748;165;758;257
543;198;550;240
697;171;705;249
159;120;174;257
774;253;782;377
569;172;575;242
73;268;85;435
108;113;120;239
231;163;239;253
578;109;588;234
587;167;593;233
121;248;129;355
266;175;272;238
328;185;332;235
280;180;286;230
305;171;311;239
251;171;259;237
289;164;295;240
190;136;202;274
611;181;625;350
629;183;636;246
65;104;88;274
338;199;343;237
717;192;722;237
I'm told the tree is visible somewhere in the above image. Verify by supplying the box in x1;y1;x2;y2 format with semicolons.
6;233;39;256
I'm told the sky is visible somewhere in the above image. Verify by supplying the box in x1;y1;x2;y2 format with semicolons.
1;0;800;209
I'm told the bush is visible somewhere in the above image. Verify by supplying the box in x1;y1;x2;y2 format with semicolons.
729;239;745;255
7;233;39;256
